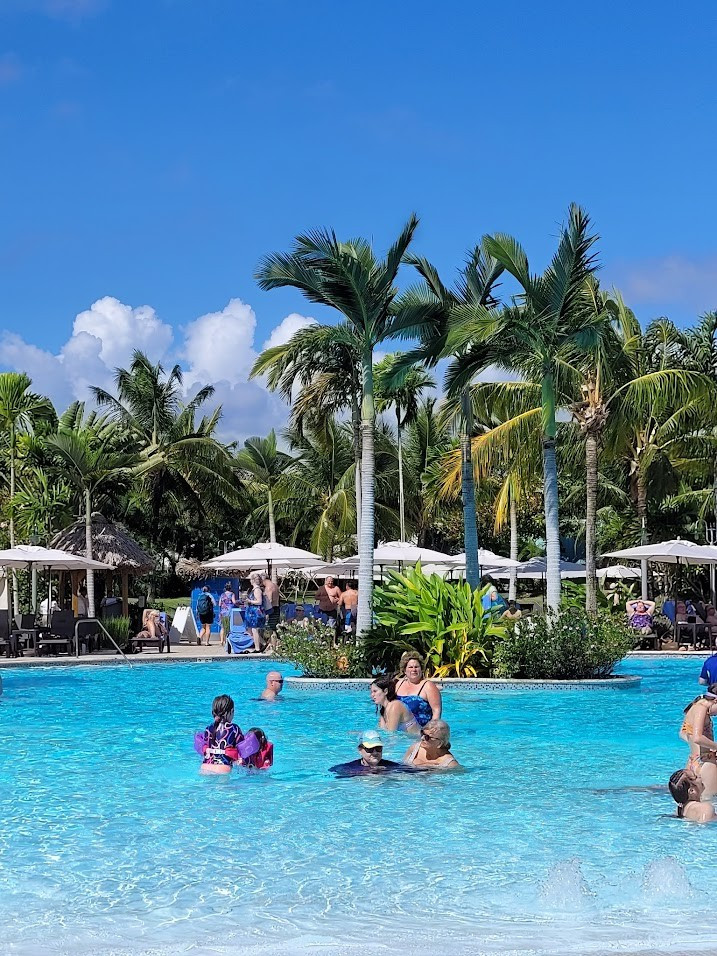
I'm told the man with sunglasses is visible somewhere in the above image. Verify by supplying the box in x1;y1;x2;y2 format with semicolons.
260;671;284;701
329;731;417;777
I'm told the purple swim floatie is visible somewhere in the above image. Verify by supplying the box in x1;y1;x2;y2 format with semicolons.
237;732;260;759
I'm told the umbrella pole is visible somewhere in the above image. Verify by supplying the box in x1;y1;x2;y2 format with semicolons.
640;559;649;601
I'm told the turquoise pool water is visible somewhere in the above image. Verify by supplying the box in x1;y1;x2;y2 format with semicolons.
0;656;714;956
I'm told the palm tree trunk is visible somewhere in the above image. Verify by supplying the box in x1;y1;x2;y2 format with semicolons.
397;405;406;541
543;438;561;611
268;487;278;583
460;388;480;590
352;391;362;542
509;489;518;602
637;471;649;599
356;350;375;637
85;489;95;618
585;432;598;614
8;423;19;617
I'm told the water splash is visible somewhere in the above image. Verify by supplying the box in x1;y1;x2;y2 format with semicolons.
539;859;593;910
642;856;693;899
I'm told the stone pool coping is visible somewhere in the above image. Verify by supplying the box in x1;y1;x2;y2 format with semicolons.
286;674;642;691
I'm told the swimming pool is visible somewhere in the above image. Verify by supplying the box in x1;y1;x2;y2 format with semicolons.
0;656;713;956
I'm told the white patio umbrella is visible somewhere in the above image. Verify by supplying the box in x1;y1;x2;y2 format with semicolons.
487;557;587;579
596;564;641;580
342;541;462;568
202;542;322;572
603;539;717;601
0;545;112;632
451;550;521;569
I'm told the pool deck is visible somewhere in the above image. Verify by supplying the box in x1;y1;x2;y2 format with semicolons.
0;643;272;667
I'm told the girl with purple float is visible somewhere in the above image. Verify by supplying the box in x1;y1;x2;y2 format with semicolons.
194;695;273;774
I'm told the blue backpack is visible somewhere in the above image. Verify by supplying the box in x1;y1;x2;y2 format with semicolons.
197;593;213;616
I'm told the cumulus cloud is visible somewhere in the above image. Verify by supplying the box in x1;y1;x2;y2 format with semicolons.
261;312;316;351
0;296;312;443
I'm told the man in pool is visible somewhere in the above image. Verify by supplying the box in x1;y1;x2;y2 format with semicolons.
260;671;284;701
329;730;418;777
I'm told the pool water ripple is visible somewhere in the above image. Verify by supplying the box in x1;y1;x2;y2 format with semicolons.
0;656;715;955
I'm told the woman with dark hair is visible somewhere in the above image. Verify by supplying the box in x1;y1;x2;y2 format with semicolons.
680;684;717;798
394;652;442;725
370;676;419;734
668;768;716;822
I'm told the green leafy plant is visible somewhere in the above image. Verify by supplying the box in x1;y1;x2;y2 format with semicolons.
275;619;366;678
491;607;633;680
372;564;507;677
102;615;131;651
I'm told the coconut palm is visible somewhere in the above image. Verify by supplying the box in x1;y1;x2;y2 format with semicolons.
250;324;363;539
445;205;606;609
0;372;55;612
282;419;356;560
568;288;709;609
375;355;434;541
390;241;504;589
92;351;236;547
48;425;132;617
402;398;453;547
235;430;295;549
256;215;420;636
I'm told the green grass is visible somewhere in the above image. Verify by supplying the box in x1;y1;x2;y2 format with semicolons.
156;597;192;619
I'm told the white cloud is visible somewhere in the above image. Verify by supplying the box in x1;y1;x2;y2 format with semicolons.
183;298;258;386
0;296;310;443
261;312;316;351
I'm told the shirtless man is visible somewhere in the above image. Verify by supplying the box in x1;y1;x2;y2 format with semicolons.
260;671;284;701
339;581;358;631
316;575;342;622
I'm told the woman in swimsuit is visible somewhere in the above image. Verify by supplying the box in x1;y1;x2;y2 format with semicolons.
198;694;244;775
394;652;442;725
626;599;656;634
679;684;717;798
370;676;419;735
668;767;716;822
403;719;460;770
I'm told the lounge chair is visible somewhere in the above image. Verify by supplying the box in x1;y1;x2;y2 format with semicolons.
37;610;73;656
226;608;254;654
130;609;170;653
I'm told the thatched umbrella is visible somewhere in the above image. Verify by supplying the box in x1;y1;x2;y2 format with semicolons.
51;512;154;615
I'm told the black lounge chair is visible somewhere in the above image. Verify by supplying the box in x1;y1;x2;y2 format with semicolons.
37;610;74;656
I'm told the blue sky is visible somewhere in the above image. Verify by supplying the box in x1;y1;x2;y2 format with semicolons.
1;0;716;435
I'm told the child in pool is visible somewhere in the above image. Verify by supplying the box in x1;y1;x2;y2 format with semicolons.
196;694;244;775
241;727;273;769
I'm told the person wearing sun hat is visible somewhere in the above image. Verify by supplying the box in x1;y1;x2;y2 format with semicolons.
329;730;417;777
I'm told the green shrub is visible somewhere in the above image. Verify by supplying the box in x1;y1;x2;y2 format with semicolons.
275;619;367;678
372;564;507;677
102;616;131;651
491;608;633;680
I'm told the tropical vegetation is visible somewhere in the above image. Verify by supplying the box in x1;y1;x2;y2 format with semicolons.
2;205;717;650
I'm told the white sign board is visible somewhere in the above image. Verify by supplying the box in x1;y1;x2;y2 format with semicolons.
170;605;200;645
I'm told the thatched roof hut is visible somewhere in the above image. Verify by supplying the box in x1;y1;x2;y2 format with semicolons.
52;513;154;614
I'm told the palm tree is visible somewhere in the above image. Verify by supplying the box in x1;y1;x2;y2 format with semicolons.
445;205;606;610
391;241;504;589
0;372;55;612
48;425;131;616
256;215;420;636
375;354;434;541
250;324;363;539
402;398;453;547
235;430;295;550
568;288;708;610
92;351;236;548
282;419;356;560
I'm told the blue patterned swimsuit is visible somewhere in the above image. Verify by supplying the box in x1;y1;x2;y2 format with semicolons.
397;679;433;727
200;721;243;767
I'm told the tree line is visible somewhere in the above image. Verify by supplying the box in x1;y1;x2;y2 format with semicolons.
1;204;714;632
